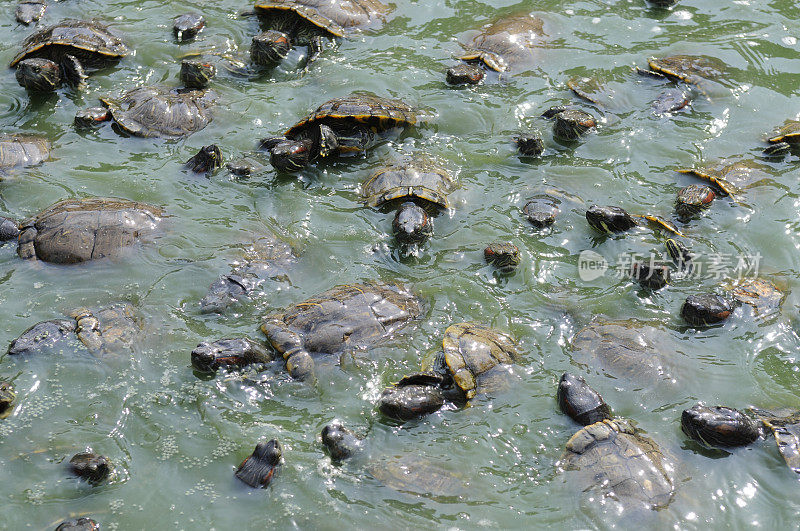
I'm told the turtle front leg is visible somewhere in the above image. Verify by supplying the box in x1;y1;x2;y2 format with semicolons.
261;319;315;381
61;55;87;90
305;36;325;67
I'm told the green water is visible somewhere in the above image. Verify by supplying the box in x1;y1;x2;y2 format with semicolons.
1;0;800;528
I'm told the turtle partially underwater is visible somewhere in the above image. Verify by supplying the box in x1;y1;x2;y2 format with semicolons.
362;156;455;244
765;120;800;156
0;135;50;172
261;281;424;380
677;159;771;199
640;55;726;95
0;197;164;264
446;13;546;85
264;94;423;171
7;303;142;357
0;381;15;419
727;278;785;316
75;85;216;138
200;235;297;313
586;205;683;237
321;421;468;497
378;322;520;421
559;418;675;511
10;19;128;92
251;0;389;66
15;0;46;25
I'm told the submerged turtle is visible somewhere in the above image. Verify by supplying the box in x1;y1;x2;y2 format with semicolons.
75;85;215;138
484;241;520;273
446;13;545;85
15;0;46;25
251;0;389;66
377;322;520;421
69;452;111;484
677;159;770;199
261;281;424;380
10;19;128;92
727;278;784;315
200;235;297;313
643;55;725;90
321;421;468;496
586;205;683;236
0;135;50;171
264;94;422;171
8;303;142;357
362;156;455;244
0;198;163;264
681;293;733;326
55;518;101;531
542;106;596;141
559;418;675;510
675;184;715;220
0;381;15;419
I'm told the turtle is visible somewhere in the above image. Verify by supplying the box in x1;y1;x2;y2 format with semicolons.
7;303;142;357
250;0;389;66
15;0;46;25
0;381;15;420
681;293;733;326
681;405;761;448
727;278;784;315
542;107;596;141
586;205;683;236
377;322;520;421
321;421;469;496
185;144;222;173
264;94;422;172
362;156;455;244
75;85;216;138
643;55;725;90
0;134;50;171
10;19;128;92
446;13;545;85
200;234;297;314
630;261;670;290
179;58;217;89
68;452;111;484
675;184;715;220
648;0;679;6
559;418;675;511
514;132;544;157
754;410;800;473
484;242;520;273
0;198;164;264
191;338;275;373
235;439;283;488
173;13;205;42
571;319;673;383
260;281;424;381
567;76;617;108
55;518;101;531
765;120;800;155
665;238;693;272
557;372;612;426
677;159;771;199
523;194;559;228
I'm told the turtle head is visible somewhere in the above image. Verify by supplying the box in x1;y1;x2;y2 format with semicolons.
74;106;112;128
321;421;364;461
681;404;760;448
446;63;485;85
0;217;19;243
392;202;433;245
0;382;15;419
377;373;446;421
69;452;111;484
191;338;258;372
251;30;292;66
180;59;216;89
585;205;638;233
15;58;62;92
235;439;282;488
270;140;313;172
186;144;223;173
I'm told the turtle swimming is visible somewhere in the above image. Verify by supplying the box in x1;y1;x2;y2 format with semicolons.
586;205;683;236
0;135;50;172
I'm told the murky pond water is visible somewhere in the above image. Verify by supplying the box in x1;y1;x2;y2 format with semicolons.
1;0;800;528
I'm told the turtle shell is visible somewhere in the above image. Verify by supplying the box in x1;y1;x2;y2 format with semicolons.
457;13;545;72
440;322;519;400
367;454;468;496
768;120;800;144
10;19;128;68
254;0;389;38
18;197;164;264
560;419;675;510
100;86;215;138
67;303;142;354
567;76;616;108
728;278;784;315
753;411;800;474
647;55;725;86
261;281;424;359
0;135;50;169
285;94;419;139
363;157;454;209
678;160;770;197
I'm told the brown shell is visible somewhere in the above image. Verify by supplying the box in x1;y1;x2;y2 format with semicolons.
254;0;389;38
678;160;770;197
10;19;128;68
362;157;454;209
18;197;164;264
0;135;50;169
728;278;784;315
101;86;215;138
285;94;419;139
457;13;545;72
647;55;725;86
768;120;800;144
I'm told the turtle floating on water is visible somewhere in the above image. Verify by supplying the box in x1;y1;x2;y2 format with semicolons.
764;120;800;156
542;106;596;141
0;198;163;264
727;278;784;315
261;281;424;380
681;293;732;326
377;322;520;421
675;184;715;220
484;241;521;273
8;303;142;357
0;135;50;172
677;159;771;200
10;19;128;92
639;55;726;97
69;451;112;484
250;0;389;67
264;94;423;171
14;0;46;25
362;156;455;245
586;205;683;236
446;13;545;85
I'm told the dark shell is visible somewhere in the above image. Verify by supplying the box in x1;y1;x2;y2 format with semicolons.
523;195;559;228
484;241;520;273
0;135;50;169
69;452;111;484
55;518;100;531
768;120;800;144
457;13;545;72
681;405;760;448
647;55;725;86
363;157;454;209
235;439;282;488
10;19;128;68
586;205;637;233
631;261;670;290
681;293;732;326
560;419;675;510
552;109;595;141
285;94;419;139
100;86;215;138
18;197;164;264
378;381;445;421
675;184;715;219
254;0;389;38
557;372;612;426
